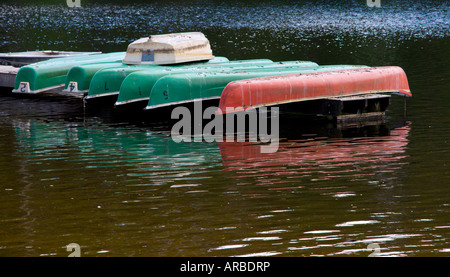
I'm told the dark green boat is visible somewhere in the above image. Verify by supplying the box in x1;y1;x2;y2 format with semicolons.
63;61;125;94
115;61;320;108
144;65;369;111
12;52;125;94
65;56;231;96
85;59;279;101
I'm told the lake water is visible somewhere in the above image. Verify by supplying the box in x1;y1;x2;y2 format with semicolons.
0;0;449;257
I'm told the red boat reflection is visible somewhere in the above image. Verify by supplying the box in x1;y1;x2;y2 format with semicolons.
218;122;411;188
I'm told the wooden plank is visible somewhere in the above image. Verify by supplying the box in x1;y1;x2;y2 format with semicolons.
337;112;386;123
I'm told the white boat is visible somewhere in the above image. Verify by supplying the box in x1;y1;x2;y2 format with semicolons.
122;32;215;65
0;50;101;67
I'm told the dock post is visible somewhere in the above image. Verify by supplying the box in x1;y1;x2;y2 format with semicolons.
404;96;407;119
83;96;87;125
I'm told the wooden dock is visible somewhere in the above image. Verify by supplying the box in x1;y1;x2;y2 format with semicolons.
0;65;18;88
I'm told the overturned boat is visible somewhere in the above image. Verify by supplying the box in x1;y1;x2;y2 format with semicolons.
122;32;215;65
114;60;319;109
12;52;125;94
65;32;230;96
63;61;125;94
84;56;232;101
13;32;221;95
216;66;411;121
143;65;368;112
0;50;101;68
9;31;411;125
64;57;230;95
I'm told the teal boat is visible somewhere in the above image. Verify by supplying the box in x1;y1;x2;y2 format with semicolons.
14;32;222;94
63;61;125;94
12;52;125;94
115;61;320;108
144;65;369;111
85;58;277;101
65;56;230;95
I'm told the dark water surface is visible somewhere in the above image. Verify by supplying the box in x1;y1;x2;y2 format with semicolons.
0;0;449;256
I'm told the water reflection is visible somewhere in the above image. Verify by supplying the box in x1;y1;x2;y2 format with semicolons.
1;100;448;256
11;118;222;187
210;123;441;257
219;123;411;190
2;116;226;256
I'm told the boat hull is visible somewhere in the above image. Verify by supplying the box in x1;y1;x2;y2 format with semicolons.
87;59;282;101
84;56;235;100
12;52;126;94
122;32;215;65
63;62;125;94
70;56;231;97
217;66;411;114
145;65;368;111
115;60;319;108
0;51;101;67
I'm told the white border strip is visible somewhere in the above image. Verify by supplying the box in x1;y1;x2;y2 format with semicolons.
144;96;221;110
115;97;149;106
84;91;119;100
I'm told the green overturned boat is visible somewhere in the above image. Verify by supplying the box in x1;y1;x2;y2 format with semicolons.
144;65;369;111
88;59;288;102
65;57;231;95
12;52;125;94
84;32;238;101
14;32;225;95
63;61;125;94
84;56;233;101
115;61;320;109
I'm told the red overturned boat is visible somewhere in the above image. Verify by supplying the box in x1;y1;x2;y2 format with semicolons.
217;66;411;120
